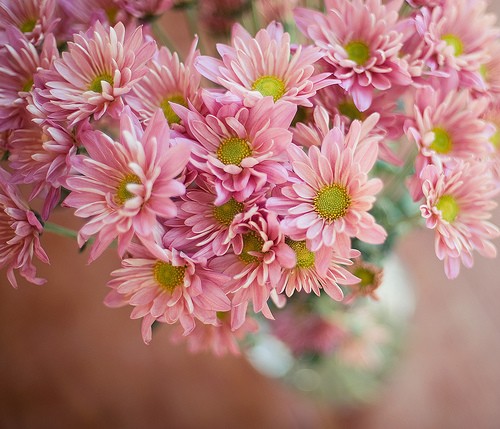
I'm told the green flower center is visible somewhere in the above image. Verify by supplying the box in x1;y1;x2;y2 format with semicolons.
153;261;186;292
88;73;114;93
490;130;500;150
480;64;488;81
239;231;264;264
21;78;34;93
285;238;315;269
430;127;452;154
338;100;364;121
160;94;187;125
252;75;286;102
19;18;36;33
116;173;141;204
442;34;464;56
345;41;371;65
353;267;375;289
314;184;351;222
436;194;459;223
217;137;252;166
213;198;244;226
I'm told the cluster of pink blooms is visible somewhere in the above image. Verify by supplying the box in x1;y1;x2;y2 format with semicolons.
1;0;499;356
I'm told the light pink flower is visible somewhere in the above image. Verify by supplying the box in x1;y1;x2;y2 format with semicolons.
420;162;500;279
210;209;296;330
64;108;191;262
125;38;203;130
345;258;383;302
119;0;174;19
104;241;231;344
195;21;333;107
35;21;156;127
295;0;412;112
267;114;387;253
0;0;58;45
0;27;57;131
0;168;49;288
177;94;295;204
476;40;500;104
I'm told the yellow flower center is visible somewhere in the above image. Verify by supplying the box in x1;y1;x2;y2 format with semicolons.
217;137;252;166
19;18;36;33
285;238;315;269
88;73;114;93
314;184;351;221
116;173;141;204
252;75;286;102
153;261;186;292
430;127;452;154
490;130;500;150
160;94;187;125
239;231;264;264
213;198;244;226
442;34;464;56
353;267;376;289
338;100;364;121
345;41;371;65
436;194;459;223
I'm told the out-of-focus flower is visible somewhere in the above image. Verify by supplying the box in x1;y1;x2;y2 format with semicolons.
346;259;383;301
420;162;500;279
0;168;49;288
119;0;174;20
197;0;250;37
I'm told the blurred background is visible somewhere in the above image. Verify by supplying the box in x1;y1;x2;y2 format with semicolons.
2;2;500;428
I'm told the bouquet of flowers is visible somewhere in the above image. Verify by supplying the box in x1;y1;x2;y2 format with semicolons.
1;0;499;370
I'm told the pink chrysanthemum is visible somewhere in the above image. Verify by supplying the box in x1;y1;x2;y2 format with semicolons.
35;21;156;127
0;168;49;288
420;162;500;279
195;21;333;107
119;0;174;19
346;258;383;302
125;38;203;130
295;0;412;112
277;240;360;301
8;123;77;220
476;40;500;103
267;114;387;253
64;108;191;262
210;209;296;329
0;0;58;44
177;94;295;204
0;27;57;131
104;241;231;344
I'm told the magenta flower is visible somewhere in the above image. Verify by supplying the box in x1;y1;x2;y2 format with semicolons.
104;241;231;344
64;108;191;262
420;162;500;279
195;21;333;107
295;0;412;112
35;21;156;126
0;168;49;288
0;27;57;131
268;114;386;253
178;94;296;204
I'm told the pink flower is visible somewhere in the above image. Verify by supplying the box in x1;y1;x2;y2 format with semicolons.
178;94;295;204
104;241;231;344
35;21;156;127
295;0;412;112
119;0;174;19
64;108;191;262
345;258;383;302
195;21;333;107
0;168;49;288
125;38;203;131
420;162;500;279
267;114;387;253
0;0;59;45
0;27;57;131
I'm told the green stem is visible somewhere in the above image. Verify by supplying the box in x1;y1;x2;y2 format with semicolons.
43;222;79;240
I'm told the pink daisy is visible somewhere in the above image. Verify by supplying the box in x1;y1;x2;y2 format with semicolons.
267;114;387;253
34;21;156;127
119;0;174;19
0;27;57;131
294;0;412;112
104;241;231;344
0;0;58;45
420;162;500;279
64;107;191;262
125;38;203;130
177;94;296;204
195;21;333;107
345;258;383;302
0;168;49;288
